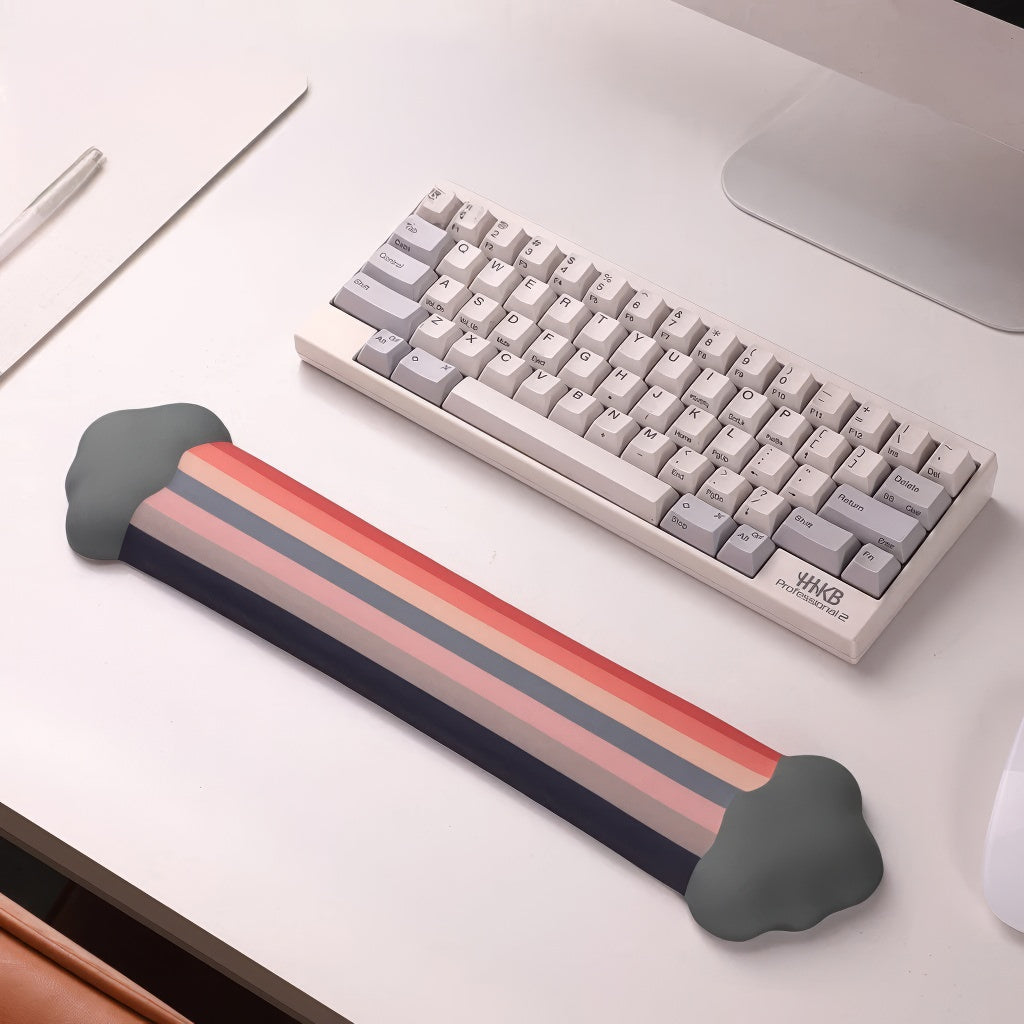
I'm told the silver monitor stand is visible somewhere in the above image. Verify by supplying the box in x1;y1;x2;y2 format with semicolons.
722;74;1024;333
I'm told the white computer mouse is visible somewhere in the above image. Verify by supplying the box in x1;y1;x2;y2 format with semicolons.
983;716;1024;932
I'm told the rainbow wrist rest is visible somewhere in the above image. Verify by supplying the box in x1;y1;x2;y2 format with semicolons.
65;404;883;941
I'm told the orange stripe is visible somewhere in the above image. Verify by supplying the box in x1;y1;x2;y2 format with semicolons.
141;488;726;839
192;442;780;776
179;450;768;792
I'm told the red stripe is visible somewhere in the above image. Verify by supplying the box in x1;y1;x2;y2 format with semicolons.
192;442;781;775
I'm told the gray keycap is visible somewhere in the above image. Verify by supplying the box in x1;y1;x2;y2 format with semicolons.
660;495;735;556
819;483;925;563
391;347;463;406
841;543;900;598
873;468;951;530
773;507;859;577
333;273;429;338
389;214;450;267
363;244;438;300
717;525;776;578
356;330;411;377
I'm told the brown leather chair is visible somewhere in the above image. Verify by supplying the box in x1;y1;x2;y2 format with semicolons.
0;891;191;1024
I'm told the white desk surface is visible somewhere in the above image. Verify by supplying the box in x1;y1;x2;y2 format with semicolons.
2;1;1022;1022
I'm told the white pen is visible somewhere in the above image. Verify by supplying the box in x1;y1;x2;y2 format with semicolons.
0;147;105;264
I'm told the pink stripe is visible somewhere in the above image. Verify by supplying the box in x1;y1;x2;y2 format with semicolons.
146;489;726;833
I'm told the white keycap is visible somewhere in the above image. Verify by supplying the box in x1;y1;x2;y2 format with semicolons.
559;347;610;394
623;428;676;475
706;425;759;471
515;236;563;280
595;367;647;413
742;445;796;493
692;329;745;375
490;312;541;356
456;293;505;336
654;308;706;354
843;403;897;451
767;364;818;411
684;369;737;417
422;275;472;320
416;186;462;228
646;350;700;397
782;464;836;513
658;447;715;495
736;487;791;536
881;423;936;472
699;467;752;517
796;427;853;477
922;443;975;496
584;272;633;316
540;294;591;340
805;384;858;432
362;245;437;300
575;313;628;360
516;234;565;278
550;389;604;435
437;241;488;285
390;215;450;268
631;387;685;433
446;333;498;378
610;331;662;378
551;254;600;300
525;330;576;373
411;315;463;359
757;407;813;456
728;346;781;393
620;290;671;336
515;370;568;416
471;258;522;305
585;408;640;455
833;446;891;495
448;202;496;246
443;379;676;525
481;219;529;263
479;350;532;397
506;276;558;321
721;388;774;434
667;405;720;452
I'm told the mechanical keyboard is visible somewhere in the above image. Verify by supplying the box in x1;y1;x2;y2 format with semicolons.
295;183;996;662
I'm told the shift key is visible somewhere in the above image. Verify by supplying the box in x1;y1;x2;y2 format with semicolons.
773;507;859;577
820;484;925;563
332;272;429;338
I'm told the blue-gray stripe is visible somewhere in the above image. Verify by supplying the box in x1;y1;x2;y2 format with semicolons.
168;470;738;807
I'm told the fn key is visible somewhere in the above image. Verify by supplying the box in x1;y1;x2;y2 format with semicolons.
391;348;463;405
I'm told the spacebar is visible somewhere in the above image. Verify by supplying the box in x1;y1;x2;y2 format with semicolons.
442;379;677;525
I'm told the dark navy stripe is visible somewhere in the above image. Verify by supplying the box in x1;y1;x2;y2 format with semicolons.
167;469;738;807
119;525;701;894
